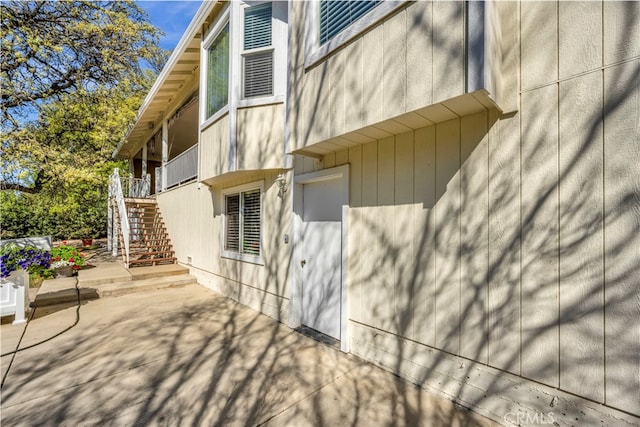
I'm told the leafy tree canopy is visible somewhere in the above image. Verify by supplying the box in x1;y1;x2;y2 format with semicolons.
0;1;164;239
1;0;162;129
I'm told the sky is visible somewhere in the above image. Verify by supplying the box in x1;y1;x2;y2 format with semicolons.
136;1;203;51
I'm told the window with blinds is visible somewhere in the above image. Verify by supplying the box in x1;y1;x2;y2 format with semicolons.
319;0;382;45
243;3;273;99
206;23;229;118
224;188;262;259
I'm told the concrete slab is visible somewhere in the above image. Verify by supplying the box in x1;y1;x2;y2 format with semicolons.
78;261;132;287
0;321;27;380
34;277;99;307
0;285;498;426
32;263;195;307
97;274;196;297
128;263;189;280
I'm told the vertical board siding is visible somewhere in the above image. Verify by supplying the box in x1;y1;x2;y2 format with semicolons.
360;141;378;328
521;1;557;90
520;84;560;388
412;126;437;346
287;0;639;417
236;104;284;171
459;111;489;363
393;132;414;339
487;109;521;375
361;25;384;126
434;119;461;355
603;59;640;415
431;1;464;103
377;136;396;333
199;115;231;182
603;2;640;66
406;1;433;111
558;72;605;402
383;9;407;118
558;1;602;79
289;1;465;152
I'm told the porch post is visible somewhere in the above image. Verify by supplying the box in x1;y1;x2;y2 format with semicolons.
142;143;148;177
162;118;168;191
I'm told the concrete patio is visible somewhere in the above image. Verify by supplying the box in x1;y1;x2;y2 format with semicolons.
1;281;498;426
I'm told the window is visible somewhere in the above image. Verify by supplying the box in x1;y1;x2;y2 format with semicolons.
206;22;229;119
319;0;382;45
243;3;273;98
223;185;262;262
305;1;404;68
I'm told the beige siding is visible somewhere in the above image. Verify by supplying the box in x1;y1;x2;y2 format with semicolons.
236;103;285;171
603;59;640;413
199;115;231;182
325;2;640;418
156;171;292;321
289;1;466;151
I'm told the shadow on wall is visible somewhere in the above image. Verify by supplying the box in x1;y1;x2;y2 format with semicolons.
288;0;640;421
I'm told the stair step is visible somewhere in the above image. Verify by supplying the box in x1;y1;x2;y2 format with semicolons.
128;258;177;267
34;272;195;306
130;251;175;257
98;274;196;298
128;264;189;280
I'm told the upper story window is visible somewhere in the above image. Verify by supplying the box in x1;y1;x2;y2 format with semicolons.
305;1;405;68
206;22;229;119
319;0;382;45
243;3;273;99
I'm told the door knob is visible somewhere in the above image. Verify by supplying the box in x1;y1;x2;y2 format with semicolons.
300;259;306;267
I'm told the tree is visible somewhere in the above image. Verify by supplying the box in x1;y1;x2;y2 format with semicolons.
1;0;161;130
0;1;162;239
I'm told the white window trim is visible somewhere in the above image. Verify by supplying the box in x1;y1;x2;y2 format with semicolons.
221;180;265;265
304;0;407;69
200;6;231;125
241;1;273;100
238;0;287;104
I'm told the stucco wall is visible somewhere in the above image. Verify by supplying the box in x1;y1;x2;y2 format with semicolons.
290;0;640;421
156;172;292;321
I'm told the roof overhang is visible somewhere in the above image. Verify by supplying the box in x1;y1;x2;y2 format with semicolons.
113;1;220;159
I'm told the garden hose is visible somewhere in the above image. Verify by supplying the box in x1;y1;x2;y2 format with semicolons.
0;276;82;389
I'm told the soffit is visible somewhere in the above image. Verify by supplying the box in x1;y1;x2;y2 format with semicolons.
114;1;221;159
292;90;501;158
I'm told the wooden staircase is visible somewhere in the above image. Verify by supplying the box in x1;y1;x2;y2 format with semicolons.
119;198;177;267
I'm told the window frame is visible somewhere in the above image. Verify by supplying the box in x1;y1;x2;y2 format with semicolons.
241;2;275;100
201;7;231;129
304;0;408;69
221;181;265;265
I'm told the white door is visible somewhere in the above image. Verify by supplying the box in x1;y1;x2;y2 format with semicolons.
301;177;343;340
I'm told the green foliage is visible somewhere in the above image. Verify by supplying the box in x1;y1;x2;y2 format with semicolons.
0;1;160;240
1;0;162;129
50;244;86;271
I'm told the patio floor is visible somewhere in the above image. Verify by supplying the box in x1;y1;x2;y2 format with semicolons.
1;284;498;426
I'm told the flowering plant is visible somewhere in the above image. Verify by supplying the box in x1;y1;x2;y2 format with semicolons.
50;260;73;269
0;244;51;278
50;243;86;271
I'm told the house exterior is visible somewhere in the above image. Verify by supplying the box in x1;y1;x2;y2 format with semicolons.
115;1;639;425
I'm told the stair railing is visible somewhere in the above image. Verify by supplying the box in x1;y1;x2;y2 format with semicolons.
109;168;130;267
